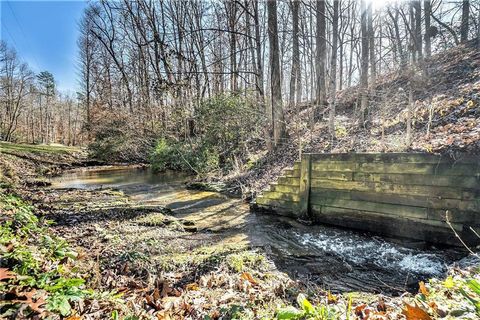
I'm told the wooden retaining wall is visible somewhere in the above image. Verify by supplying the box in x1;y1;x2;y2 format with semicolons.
254;153;480;246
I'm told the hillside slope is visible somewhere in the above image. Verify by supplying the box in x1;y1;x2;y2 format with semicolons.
228;41;480;195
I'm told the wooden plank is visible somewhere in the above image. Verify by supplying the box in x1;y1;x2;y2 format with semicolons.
299;154;312;217
311;161;479;176
310;171;353;181
312;206;480;246
261;191;300;202
427;209;479;224
253;203;298;218
271;184;300;194
309;205;475;246
310;179;476;200
312;161;357;172
277;177;300;186
255;197;299;211
310;188;480;212
310;205;463;231
310;195;478;223
282;169;301;177
308;152;480;164
310;197;428;219
354;172;480;189
358;162;477;176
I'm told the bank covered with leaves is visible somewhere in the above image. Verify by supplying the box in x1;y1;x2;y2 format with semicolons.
2;187;480;319
1;145;480;319
0;192;104;318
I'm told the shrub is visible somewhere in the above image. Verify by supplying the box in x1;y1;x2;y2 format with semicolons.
88;118;154;163
150;94;265;176
150;138;219;175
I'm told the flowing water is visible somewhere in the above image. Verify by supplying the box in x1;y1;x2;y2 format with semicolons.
52;166;466;294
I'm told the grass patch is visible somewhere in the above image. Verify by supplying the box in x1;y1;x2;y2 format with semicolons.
155;243;244;273
226;250;268;273
0;141;80;156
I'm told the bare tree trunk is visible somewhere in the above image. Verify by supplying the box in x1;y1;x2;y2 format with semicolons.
414;0;423;63
329;0;339;138
424;0;432;58
477;10;480;48
367;2;376;84
347;2;357;88
477;8;480;48
289;0;300;107
409;3;416;63
253;1;271;150
315;0;327;121
388;8;406;66
254;1;264;100
359;0;369;128
267;0;285;148
229;1;238;92
461;0;470;43
294;2;302;106
406;83;413;147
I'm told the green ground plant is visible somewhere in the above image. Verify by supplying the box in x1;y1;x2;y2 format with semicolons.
0;192;91;317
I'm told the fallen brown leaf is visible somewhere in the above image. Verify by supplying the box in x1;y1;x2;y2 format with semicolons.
355;304;367;318
402;302;432;320
14;290;46;313
419;281;429;296
0;268;16;281
240;272;258;286
186;283;200;291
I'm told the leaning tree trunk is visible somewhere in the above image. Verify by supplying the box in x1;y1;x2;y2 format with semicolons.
414;0;423;63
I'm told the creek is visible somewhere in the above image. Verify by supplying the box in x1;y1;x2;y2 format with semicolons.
51;166;466;294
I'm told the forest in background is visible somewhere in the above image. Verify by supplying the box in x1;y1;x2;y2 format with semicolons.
1;0;479;175
2;1;480;319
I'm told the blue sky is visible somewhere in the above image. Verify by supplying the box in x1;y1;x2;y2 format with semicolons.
1;0;88;93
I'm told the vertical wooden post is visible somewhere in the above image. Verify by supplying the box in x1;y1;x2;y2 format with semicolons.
299;153;312;218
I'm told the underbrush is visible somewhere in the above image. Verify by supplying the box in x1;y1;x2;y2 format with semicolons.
150;94;265;176
0;192;116;318
88;125;155;164
149;137;220;175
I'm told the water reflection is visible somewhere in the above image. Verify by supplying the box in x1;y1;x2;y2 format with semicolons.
52;166;190;190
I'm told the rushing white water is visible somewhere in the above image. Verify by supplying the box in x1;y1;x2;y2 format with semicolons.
297;231;447;276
